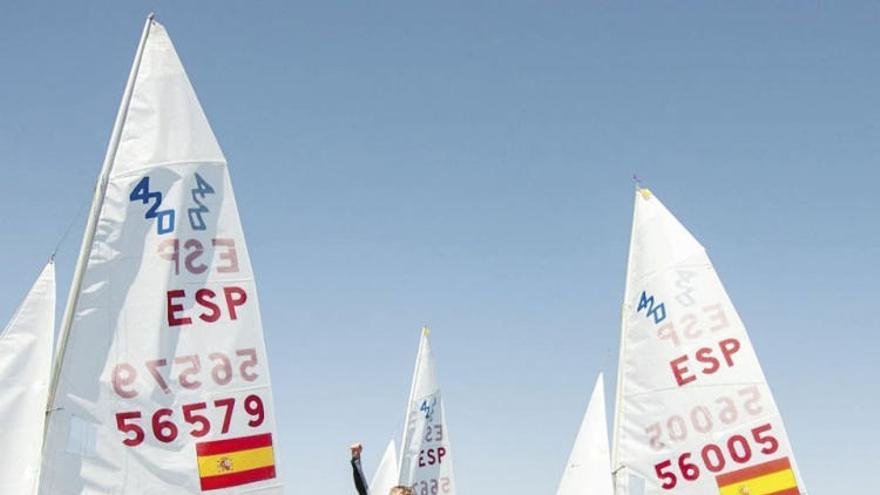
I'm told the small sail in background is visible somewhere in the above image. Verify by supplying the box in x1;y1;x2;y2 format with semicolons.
556;373;613;495
370;439;399;495
398;328;456;494
40;16;282;494
611;188;805;495
0;262;54;494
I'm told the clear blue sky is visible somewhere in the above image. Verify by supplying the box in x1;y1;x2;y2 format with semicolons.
1;2;877;493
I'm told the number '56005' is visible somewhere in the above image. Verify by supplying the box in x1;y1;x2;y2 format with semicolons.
654;423;779;490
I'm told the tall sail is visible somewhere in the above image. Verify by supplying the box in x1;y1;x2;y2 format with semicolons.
399;328;456;494
370;439;399;495
556;373;613;495
41;17;282;494
0;262;54;494
611;189;804;494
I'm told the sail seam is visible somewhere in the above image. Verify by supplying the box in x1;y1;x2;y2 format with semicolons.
622;381;767;399
109;159;227;179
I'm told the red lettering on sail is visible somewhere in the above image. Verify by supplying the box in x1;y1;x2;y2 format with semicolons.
165;286;249;326
719;338;741;366
167;290;192;327
157;238;240;275
418;447;447;466
195;289;221;323
184;239;207;274
223;287;247;320
671;338;742;387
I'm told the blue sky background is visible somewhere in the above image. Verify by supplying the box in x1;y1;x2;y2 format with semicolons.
1;2;877;493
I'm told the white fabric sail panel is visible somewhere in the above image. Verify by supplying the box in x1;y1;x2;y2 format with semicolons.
370;439;399;495
111;23;223;175
399;331;456;494
556;373;613;495
0;262;55;495
40;20;282;494
644;485;666;495
613;189;804;494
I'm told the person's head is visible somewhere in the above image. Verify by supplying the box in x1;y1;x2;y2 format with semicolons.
389;486;413;495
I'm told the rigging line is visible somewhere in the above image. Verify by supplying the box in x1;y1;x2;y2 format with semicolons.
50;188;92;260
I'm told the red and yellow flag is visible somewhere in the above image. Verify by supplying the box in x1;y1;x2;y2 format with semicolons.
196;433;276;491
716;457;799;495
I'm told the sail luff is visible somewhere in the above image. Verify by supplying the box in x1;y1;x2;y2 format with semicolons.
610;188;641;495
47;13;155;416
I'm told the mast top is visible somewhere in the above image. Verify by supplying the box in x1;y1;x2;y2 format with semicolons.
147;12;156;21
422;326;430;337
632;173;652;199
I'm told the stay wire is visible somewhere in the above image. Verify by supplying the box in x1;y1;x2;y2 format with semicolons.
50;187;92;261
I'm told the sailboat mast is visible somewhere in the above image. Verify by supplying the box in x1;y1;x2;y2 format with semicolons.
398;326;427;479
46;13;155;413
610;188;641;495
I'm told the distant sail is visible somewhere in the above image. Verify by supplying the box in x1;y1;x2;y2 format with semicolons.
398;328;456;494
0;262;54;494
370;439;399;495
611;189;805;494
556;373;613;495
41;17;282;494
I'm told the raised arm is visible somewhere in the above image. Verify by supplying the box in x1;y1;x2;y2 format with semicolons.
350;443;369;495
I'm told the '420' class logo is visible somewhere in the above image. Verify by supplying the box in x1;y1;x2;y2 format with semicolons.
130;172;216;235
637;290;667;324
420;397;437;421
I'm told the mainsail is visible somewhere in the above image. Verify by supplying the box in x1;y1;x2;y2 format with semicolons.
556;373;613;495
398;328;456;494
370;439;399;495
611;188;805;494
40;16;282;494
0;262;54;494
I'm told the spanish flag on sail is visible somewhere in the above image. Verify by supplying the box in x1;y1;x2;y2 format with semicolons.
716;457;799;495
196;433;277;491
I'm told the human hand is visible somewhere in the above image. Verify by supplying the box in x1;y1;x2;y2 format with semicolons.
350;442;363;459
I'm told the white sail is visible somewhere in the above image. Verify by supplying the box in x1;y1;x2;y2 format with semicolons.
611;189;805;495
370;439;399;495
399;328;456;494
40;17;282;494
556;373;613;495
0;262;54;494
